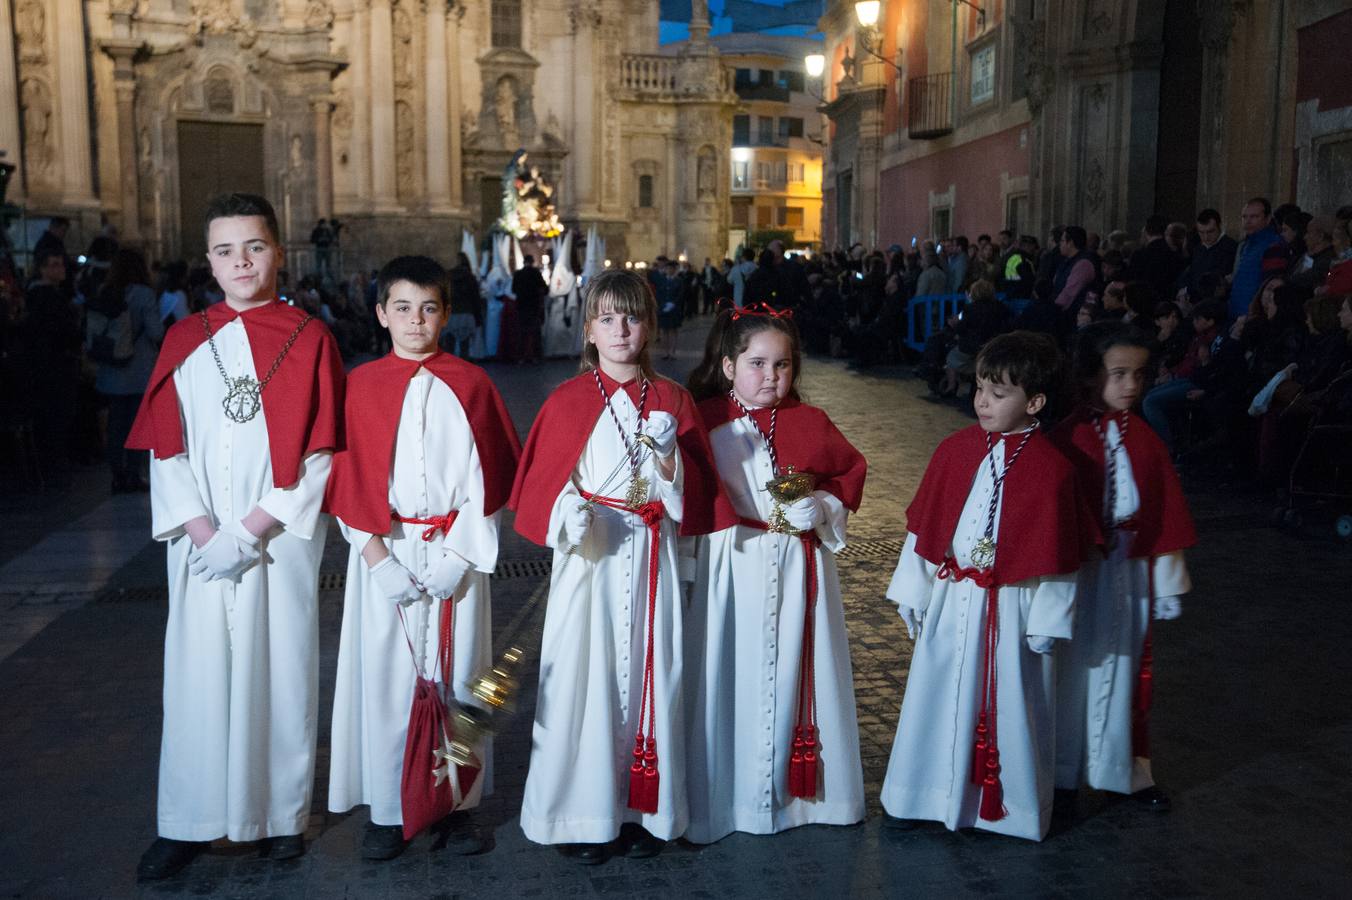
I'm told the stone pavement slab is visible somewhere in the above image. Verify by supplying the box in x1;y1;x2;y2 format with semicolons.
0;318;1349;898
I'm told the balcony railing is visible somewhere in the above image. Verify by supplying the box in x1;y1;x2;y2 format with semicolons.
621;55;678;94
907;72;953;140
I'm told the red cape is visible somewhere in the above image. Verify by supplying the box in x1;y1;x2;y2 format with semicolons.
509;371;736;545
906;424;1098;586
126;300;344;487
697;395;868;512
1051;407;1196;559
323;351;523;536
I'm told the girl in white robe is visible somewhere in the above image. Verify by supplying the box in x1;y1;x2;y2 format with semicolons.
684;308;868;844
510;270;726;862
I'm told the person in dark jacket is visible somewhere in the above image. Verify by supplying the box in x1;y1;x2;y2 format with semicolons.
1127;214;1186;302
1175;209;1237;304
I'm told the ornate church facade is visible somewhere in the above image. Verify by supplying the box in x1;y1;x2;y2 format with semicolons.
0;0;737;271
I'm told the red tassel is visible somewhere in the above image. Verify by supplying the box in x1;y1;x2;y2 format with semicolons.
627;735;646;812
637;739;660;814
801;726;819;798
977;750;1006;822
787;728;805;797
971;713;989;786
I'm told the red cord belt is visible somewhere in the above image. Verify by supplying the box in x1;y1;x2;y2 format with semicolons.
738;516;823;799
392;509;460;542
936;556;1007;822
580;490;665;815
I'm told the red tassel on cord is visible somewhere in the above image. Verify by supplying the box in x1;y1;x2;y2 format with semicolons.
800;725;819;798
788;728;806;797
971;713;990;786
627;735;646;812
978;749;1006;822
637;738;660;814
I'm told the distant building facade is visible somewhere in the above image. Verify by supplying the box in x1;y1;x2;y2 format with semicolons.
698;32;824;253
0;0;737;272
818;0;1352;248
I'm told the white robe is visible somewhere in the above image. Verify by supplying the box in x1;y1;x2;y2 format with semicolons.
149;316;331;842
1054;419;1190;794
329;370;498;825
519;390;688;844
879;439;1076;841
685;417;865;844
542;284;581;359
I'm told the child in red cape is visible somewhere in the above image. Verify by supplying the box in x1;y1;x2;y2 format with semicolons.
1051;321;1195;811
509;270;733;863
879;332;1096;841
683;306;868;844
323;256;521;859
131;193;344;879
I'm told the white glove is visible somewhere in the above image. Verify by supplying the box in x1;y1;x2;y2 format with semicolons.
640;412;679;459
369;555;423;605
421;550;473;601
1026;635;1056;654
564;503;593;549
188;529;260;582
898;605;922;641
784;494;824;532
1153;595;1183;620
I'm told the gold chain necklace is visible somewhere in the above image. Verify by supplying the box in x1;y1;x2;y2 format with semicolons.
200;310;313;423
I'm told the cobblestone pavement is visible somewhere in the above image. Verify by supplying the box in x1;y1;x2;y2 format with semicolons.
1;317;1349;898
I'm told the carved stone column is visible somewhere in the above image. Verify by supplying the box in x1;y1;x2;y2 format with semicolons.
348;2;373;204
424;2;452;212
102;40;142;241
54;0;97;206
369;0;400;211
569;6;600;216
312;95;335;219
446;5;464;210
0;0;22;201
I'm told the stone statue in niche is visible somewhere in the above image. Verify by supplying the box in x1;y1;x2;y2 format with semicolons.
290;135;304;171
696;147;716;200
20;78;54;180
495;76;520;150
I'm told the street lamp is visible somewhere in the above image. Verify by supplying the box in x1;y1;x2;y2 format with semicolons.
804;53;825;79
851;1;900;73
853;1;880;27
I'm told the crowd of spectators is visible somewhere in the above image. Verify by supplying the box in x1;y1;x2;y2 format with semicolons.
4;197;1350;505
782;199;1352;496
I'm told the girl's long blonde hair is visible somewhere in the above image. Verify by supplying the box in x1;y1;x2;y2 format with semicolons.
580;269;659;378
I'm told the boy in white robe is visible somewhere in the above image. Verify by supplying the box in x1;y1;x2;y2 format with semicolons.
324;256;521;859
879;332;1095;841
130;193;345;879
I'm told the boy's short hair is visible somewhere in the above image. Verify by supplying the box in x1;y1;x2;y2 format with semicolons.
975;331;1062;399
376;255;451;308
204;193;281;244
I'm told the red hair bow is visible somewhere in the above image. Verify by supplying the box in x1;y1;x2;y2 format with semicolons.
731;303;793;321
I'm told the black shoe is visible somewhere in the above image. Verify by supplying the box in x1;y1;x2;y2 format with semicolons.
136;838;206;880
881;813;919;831
361;824;407;860
558;843;608;865
266;834;306;860
1133;786;1171;813
618;823;664;859
438;812;486;856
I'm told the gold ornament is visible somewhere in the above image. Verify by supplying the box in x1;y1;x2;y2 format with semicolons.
764;466;815;534
970;536;996;570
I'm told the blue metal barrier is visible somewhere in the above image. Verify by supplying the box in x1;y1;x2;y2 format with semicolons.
903;292;1033;353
